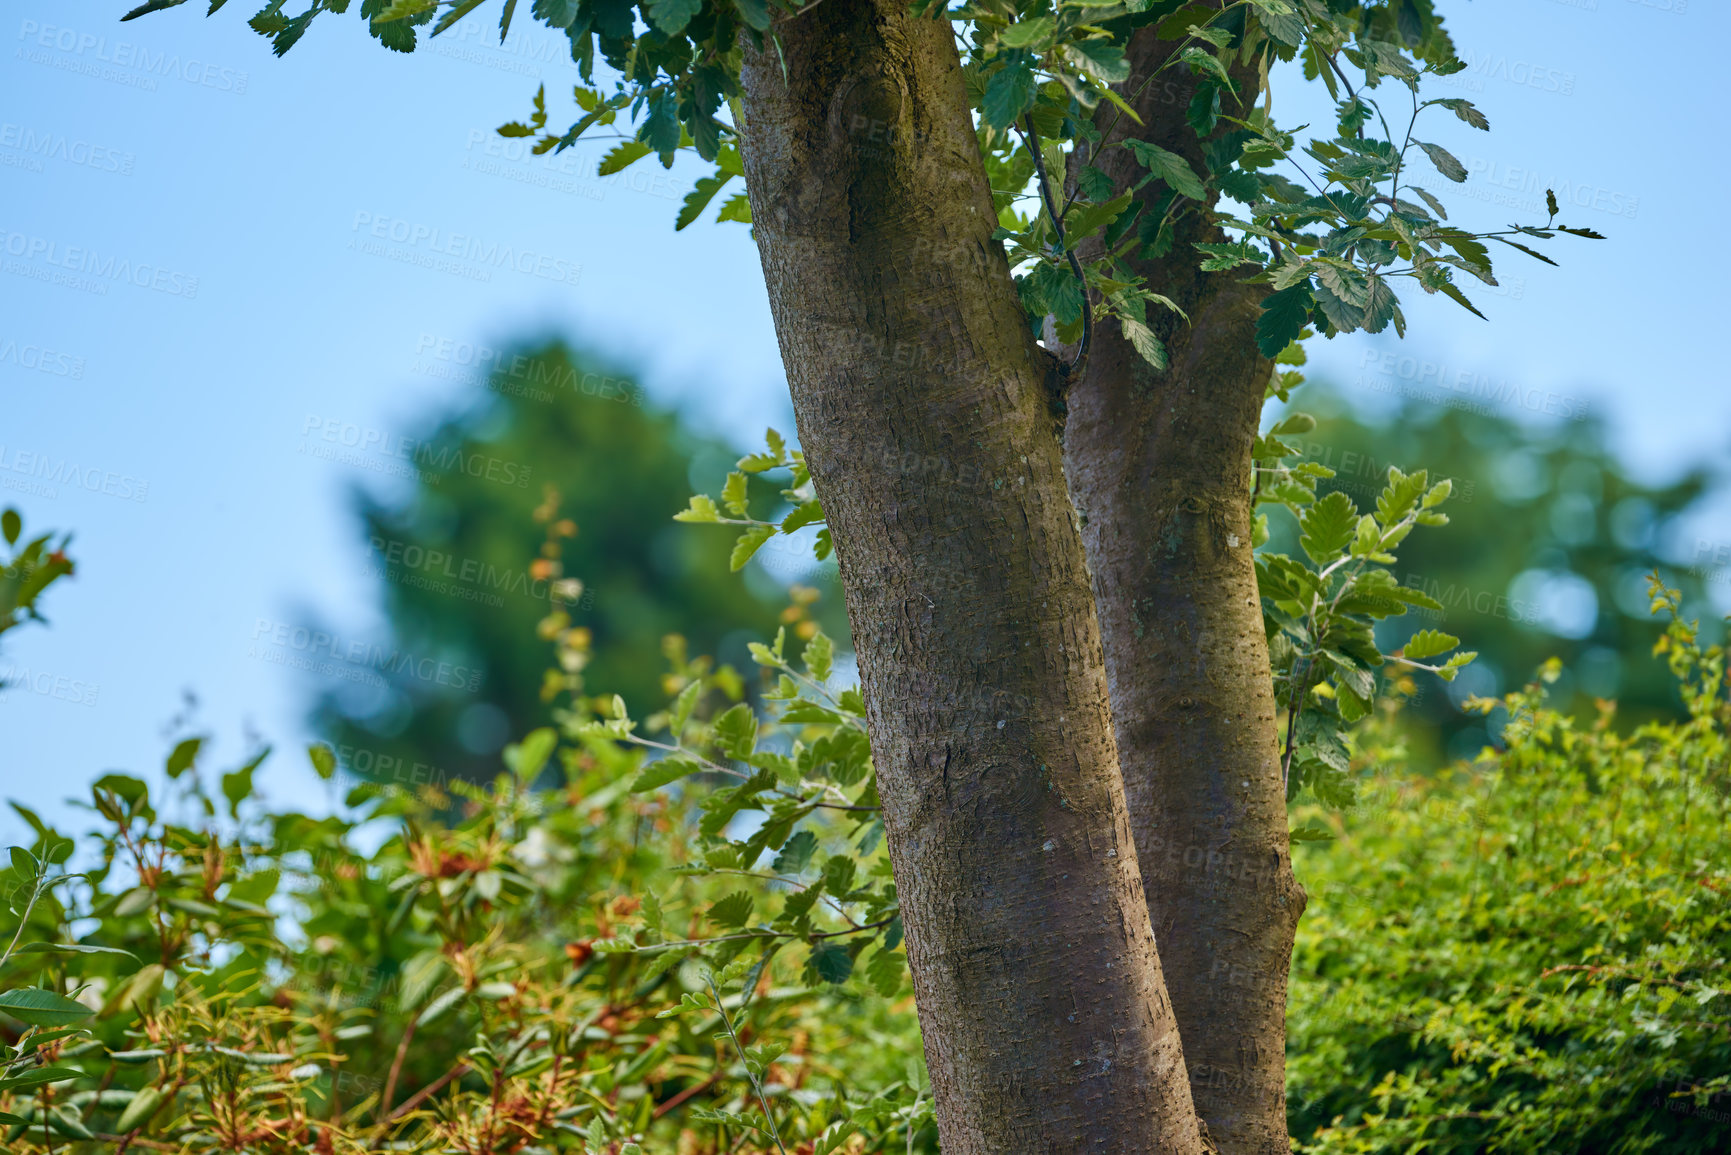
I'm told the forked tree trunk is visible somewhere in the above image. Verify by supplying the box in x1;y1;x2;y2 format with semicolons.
735;2;1203;1150
1061;28;1307;1155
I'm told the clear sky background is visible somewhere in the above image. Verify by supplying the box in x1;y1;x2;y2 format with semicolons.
2;0;1727;842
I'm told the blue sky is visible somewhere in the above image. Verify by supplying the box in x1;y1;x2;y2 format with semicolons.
2;0;1727;840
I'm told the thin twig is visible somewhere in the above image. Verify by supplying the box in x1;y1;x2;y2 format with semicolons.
1019;117;1091;379
706;973;789;1155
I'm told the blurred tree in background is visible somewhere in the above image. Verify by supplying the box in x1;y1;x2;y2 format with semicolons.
1276;382;1718;764
309;340;840;789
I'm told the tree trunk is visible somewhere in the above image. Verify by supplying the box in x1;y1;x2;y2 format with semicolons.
1061;28;1307;1155
735;3;1203;1151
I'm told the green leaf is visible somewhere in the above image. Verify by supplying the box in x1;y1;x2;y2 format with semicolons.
674;494;721;523
1403;629;1459;661
982;61;1037;130
1179;45;1234;90
781;501;824;534
730;524;776;571
1417;141;1466;182
166;736;202;779
308;743;337;780
1255;282;1315;359
1436;97;1489;130
114;1086;167;1133
716;192;752;224
630;756;704;794
713;703;758;758
802;629;834;682
1289;823;1337;843
865;946;904;997
721;471;751;517
15;943;139;962
708;891;754;929
732;0;770;30
1120;317;1167;371
1061;41;1130;84
221;746;269;819
677;171;735;232
1124;140;1206;200
507;727;558;780
998;15;1054;48
1;510;18;546
772;830;818;874
599;141;652;176
645;0;700;34
1299;491;1358;565
0;988;95;1027
1064;191;1133;246
0;1065;84;1091
806;941;854;984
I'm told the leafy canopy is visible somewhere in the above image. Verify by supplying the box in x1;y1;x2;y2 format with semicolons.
127;0;1601;374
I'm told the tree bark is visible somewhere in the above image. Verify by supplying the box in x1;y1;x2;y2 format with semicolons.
1061;28;1307;1155
734;3;1203;1151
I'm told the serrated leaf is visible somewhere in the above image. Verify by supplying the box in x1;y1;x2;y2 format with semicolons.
1120;317;1167;371
806;940;854;984
721;471;750;517
998;15;1054;48
677;171;735;231
599;141;652;176
1417;141;1466;182
730;524;776;571
708;892;754;929
1124;140;1206;200
802;630;834;682
713;703;758;758
1403;629;1459;661
1299;491;1358;565
983;61;1037;130
1256;282;1315;359
1436;97;1489;131
631;757;704;794
674;494;720;523
1061;40;1130;84
773;830;818;875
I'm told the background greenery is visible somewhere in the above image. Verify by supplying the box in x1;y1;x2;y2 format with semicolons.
1;335;1725;1152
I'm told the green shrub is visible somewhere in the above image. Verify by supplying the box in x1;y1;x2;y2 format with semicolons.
1288;579;1730;1153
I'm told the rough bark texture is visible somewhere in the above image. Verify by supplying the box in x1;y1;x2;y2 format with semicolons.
1060;28;1308;1155
735;4;1204;1151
